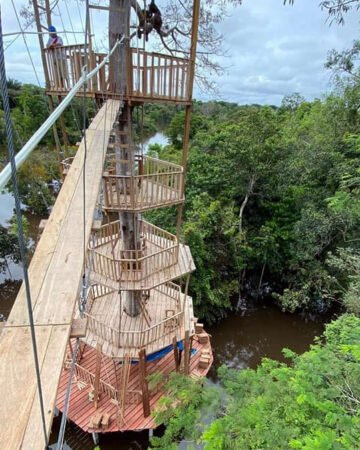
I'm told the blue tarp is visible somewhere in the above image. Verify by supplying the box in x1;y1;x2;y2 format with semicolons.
128;340;196;364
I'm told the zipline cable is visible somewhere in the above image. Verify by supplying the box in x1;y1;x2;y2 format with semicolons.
0;7;48;450
64;0;78;44
56;3;69;45
10;0;42;86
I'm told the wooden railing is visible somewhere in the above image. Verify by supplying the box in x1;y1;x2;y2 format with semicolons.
88;219;178;283
154;281;182;311
44;45;107;93
44;45;191;102
73;363;141;404
129;49;190;101
85;310;184;350
103;155;184;211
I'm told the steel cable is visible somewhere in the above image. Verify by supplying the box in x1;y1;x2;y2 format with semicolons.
0;8;48;449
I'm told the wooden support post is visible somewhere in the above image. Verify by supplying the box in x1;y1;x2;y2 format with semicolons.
58;95;70;149
94;343;102;409
184;330;191;375
139;349;150;418
181;0;201;186
32;1;63;174
172;336;180;372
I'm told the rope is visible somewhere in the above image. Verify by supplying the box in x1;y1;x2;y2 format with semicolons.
3;30;86;37
0;8;48;450
4;22;31;51
56;4;69;46
10;0;42;86
76;0;86;34
64;0;78;44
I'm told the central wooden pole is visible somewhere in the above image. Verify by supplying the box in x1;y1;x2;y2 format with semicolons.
110;0;141;317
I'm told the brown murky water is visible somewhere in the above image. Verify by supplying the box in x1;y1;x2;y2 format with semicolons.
0;191;330;450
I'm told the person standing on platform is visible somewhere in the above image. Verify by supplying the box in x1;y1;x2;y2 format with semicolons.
47;25;68;89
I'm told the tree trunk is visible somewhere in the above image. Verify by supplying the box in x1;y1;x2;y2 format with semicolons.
110;0;141;317
256;261;266;301
237;175;256;310
238;175;256;235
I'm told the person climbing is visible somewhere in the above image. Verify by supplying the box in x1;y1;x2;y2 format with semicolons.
137;9;153;41
148;0;163;35
137;0;166;41
46;25;68;89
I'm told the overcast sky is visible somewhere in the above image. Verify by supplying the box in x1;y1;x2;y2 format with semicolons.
2;0;358;105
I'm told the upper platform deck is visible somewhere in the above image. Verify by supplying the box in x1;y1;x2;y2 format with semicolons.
45;45;191;104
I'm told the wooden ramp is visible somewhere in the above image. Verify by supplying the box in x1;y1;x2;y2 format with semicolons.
0;99;121;450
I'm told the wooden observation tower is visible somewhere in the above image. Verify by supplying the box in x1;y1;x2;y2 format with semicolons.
0;0;213;447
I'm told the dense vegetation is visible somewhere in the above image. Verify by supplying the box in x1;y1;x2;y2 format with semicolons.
145;83;360;321
152;314;360;449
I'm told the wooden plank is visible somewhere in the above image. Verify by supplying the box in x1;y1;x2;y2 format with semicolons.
0;100;121;450
0;326;53;450
70;318;87;338
184;330;191;375
173;336;180;372
21;325;69;450
139;349;150;418
94;343;102;409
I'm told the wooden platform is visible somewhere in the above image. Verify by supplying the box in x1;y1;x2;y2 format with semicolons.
56;336;213;433
44;46;192;105
103;177;184;212
0;100;121;450
83;284;196;358
102;155;184;212
91;242;195;292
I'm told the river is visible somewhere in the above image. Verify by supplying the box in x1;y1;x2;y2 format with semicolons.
0;134;330;449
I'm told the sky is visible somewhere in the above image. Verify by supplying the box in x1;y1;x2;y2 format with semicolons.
1;0;359;105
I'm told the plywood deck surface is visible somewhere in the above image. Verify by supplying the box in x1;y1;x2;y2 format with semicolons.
56;336;213;433
0;100;121;450
84;287;195;358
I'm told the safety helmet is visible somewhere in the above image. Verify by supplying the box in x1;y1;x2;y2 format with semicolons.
48;25;56;33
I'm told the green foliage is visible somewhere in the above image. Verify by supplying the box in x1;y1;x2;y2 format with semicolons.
183;193;238;321
151;373;220;449
0;215;29;275
152;315;360;449
0;224;20;274
156;72;360;319
327;248;360;314
147;371;165;392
